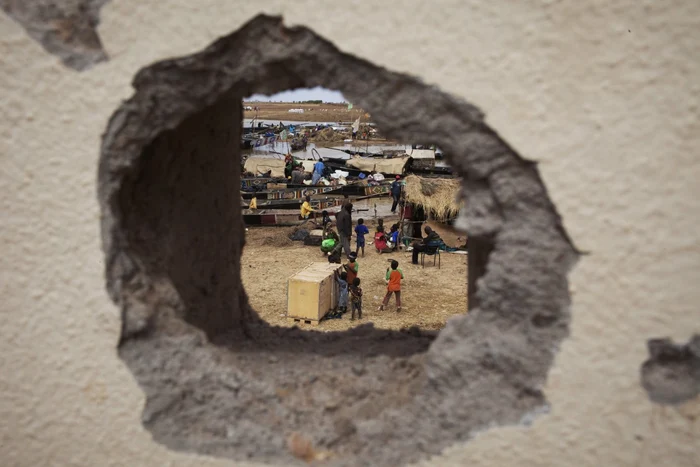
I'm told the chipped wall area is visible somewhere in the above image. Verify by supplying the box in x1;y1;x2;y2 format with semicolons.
1;1;699;467
0;0;109;70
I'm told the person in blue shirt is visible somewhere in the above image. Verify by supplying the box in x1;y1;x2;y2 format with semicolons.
388;223;400;250
312;160;325;185
390;175;402;212
354;218;370;257
334;270;349;316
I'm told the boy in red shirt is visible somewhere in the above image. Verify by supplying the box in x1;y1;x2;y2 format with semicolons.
379;260;403;312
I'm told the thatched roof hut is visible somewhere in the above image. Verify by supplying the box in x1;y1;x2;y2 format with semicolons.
403;175;462;221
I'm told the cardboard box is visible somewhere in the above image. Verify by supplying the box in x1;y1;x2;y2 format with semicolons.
287;263;341;322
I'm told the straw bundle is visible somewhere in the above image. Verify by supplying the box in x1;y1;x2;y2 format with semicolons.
312;127;347;143
403;175;462;221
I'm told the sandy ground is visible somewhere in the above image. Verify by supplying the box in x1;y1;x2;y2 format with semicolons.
244;102;369;122
241;206;468;332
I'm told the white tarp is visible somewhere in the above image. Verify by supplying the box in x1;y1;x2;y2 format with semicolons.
299;161;316;173
345;155;409;175
409;149;436;159
244;157;314;178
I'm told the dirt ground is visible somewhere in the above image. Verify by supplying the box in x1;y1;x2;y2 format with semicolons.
244;102;369;123
241;217;468;332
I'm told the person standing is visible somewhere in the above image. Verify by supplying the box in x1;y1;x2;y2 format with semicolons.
334;270;349;316
336;202;353;258
379;260;403;312
312;160;325;185
343;252;359;285
390;175;402;213
349;278;363;321
354;218;370;256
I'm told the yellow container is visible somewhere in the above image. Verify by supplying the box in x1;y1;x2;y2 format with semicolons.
287;263;341;322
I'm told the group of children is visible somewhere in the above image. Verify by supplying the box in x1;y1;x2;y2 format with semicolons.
317;211;404;322
353;218;400;256
327;252;404;322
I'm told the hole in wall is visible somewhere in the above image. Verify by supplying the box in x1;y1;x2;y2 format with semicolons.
98;14;578;466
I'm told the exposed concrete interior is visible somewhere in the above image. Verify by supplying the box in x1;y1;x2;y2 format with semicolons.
113;96;252;340
99;15;577;466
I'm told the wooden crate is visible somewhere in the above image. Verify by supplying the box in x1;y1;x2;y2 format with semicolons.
287;263;341;323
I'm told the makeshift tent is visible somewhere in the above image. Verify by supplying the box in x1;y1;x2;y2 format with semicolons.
403;174;462;221
244;157;285;177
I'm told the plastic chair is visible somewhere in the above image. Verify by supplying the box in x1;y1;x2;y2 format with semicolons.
421;241;441;268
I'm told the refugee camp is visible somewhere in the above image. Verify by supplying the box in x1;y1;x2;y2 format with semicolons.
240;98;468;330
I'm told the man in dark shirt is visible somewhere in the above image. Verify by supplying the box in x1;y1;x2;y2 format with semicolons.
336;203;354;258
390;175;402;213
412;226;441;264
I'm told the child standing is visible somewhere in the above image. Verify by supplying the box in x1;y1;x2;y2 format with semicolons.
354;218;370;257
343;252;359;286
379;260;403;312
349;277;363;320
334;270;349;315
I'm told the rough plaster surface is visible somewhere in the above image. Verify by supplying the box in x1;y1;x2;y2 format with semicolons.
1;1;699;466
0;0;109;70
100;16;576;465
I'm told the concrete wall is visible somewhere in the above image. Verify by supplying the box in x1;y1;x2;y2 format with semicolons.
1;1;698;466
